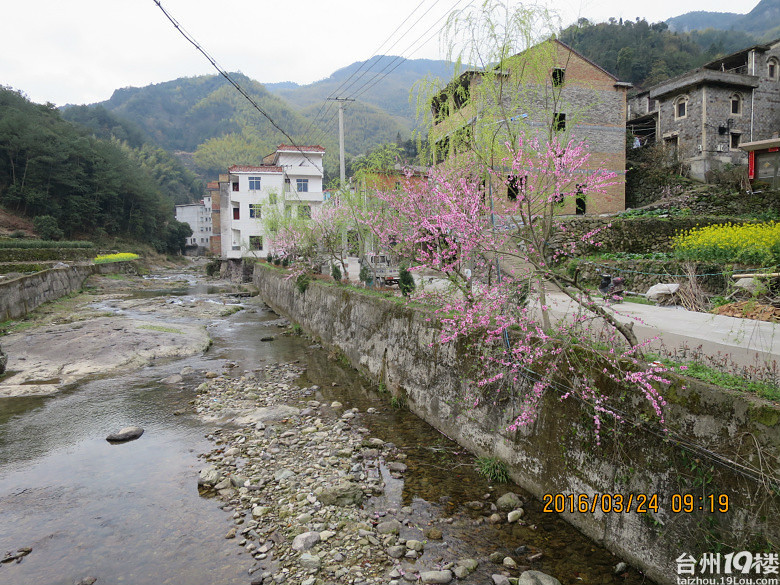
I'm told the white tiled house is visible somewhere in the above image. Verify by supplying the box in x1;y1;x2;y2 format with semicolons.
217;145;325;259
175;192;213;253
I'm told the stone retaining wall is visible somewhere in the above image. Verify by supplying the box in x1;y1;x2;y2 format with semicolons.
556;217;755;254
0;262;134;321
252;262;780;585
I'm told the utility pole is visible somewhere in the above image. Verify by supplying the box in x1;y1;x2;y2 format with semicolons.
326;97;354;189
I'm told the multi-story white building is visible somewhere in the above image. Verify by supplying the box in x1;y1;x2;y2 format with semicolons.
175;192;213;253
216;145;325;259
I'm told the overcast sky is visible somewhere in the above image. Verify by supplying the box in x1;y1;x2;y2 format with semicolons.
1;0;748;107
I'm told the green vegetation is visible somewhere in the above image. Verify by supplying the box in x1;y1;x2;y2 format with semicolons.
296;272;311;293
657;357;780;402
475;456;510;483
219;305;243;317
0;88;192;253
399;266;415;297
94;253;140;263
137;324;183;334
560;19;758;88
0;240;94;249
673;223;780;265
331;263;342;283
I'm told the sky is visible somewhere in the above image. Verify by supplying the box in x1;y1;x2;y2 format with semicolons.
1;0;751;107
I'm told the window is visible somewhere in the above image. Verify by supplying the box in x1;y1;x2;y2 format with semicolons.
553;112;566;132
730;93;742;116
507;175;524;201
284;178;291;192
248;176;261;190
768;58;778;80
249;236;263;251
552;68;565;87
269;193;277;205
730;133;741;150
249;204;261;218
674;96;688;120
298;205;311;219
232;181;239;192
575;187;586;215
296;178;309;192
232;206;240;220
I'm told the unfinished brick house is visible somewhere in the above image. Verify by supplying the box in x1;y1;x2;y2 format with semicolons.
430;39;632;215
628;38;780;182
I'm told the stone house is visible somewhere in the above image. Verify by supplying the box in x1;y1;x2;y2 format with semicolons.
627;38;780;181
430;39;632;215
215;145;325;259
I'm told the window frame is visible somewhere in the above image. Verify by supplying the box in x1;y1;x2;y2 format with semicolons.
249;235;263;251
674;95;689;120
296;178;309;193
551;67;565;87
768;57;779;81
248;176;262;191
553;112;566;132
249;204;262;219
730;93;742;116
232;206;240;220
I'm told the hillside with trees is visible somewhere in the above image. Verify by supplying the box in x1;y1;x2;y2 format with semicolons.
559;19;759;88
0;87;191;251
91;69;424;184
667;0;780;39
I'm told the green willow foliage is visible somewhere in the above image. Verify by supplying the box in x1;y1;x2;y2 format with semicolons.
0;87;191;252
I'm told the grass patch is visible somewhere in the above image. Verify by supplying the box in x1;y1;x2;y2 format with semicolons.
475;456;510;483
623;295;656;306
655;356;780;402
137;324;183;334
220;305;243;317
105;274;129;280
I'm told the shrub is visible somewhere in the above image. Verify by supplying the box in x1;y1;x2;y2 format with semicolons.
0;240;93;249
266;253;272;263
475;456;509;483
399;266;415;296
205;259;221;277
673;222;780;266
331;263;342;283
33;215;64;241
296;272;311;293
281;257;289;267
359;263;371;286
273;257;281;266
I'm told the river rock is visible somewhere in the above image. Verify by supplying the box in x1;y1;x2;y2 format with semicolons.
162;374;183;384
406;539;424;552
496;492;522;511
75;578;98;585
292;531;320;551
420;570;453;584
377;519;402;535
517;571;563;585
105;426;144;442
507;508;524;523
387;461;408;473
0;344;7;374
387;545;406;558
425;527;443;540
318;481;365;506
198;465;220;486
298;552;321;570
492;575;511;585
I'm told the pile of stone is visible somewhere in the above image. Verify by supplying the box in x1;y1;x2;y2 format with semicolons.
193;361;563;585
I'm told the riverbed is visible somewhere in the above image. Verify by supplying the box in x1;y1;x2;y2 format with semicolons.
0;268;651;585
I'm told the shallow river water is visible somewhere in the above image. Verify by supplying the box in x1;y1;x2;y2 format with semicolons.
0;277;651;585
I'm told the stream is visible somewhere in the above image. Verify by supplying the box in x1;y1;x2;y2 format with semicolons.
0;272;649;585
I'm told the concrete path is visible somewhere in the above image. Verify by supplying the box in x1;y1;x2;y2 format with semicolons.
544;291;780;371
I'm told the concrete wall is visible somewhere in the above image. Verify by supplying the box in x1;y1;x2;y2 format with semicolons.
252;262;779;585
0;262;133;321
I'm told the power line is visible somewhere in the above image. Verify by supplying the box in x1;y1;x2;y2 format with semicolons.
151;0;319;166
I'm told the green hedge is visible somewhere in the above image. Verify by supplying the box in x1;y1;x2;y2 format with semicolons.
0;248;95;262
0;262;50;274
0;240;94;249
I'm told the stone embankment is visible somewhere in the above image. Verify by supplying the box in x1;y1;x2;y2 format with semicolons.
194;360;562;585
250;261;780;585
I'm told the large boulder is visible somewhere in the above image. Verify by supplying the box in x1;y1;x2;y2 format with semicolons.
517;571;563;585
318;481;365;507
106;426;144;443
0;344;6;374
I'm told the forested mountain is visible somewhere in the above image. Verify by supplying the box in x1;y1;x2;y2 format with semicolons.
560;19;758;88
667;0;780;39
266;56;455;121
61;105;203;205
0;87;191;250
92;71;419;183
